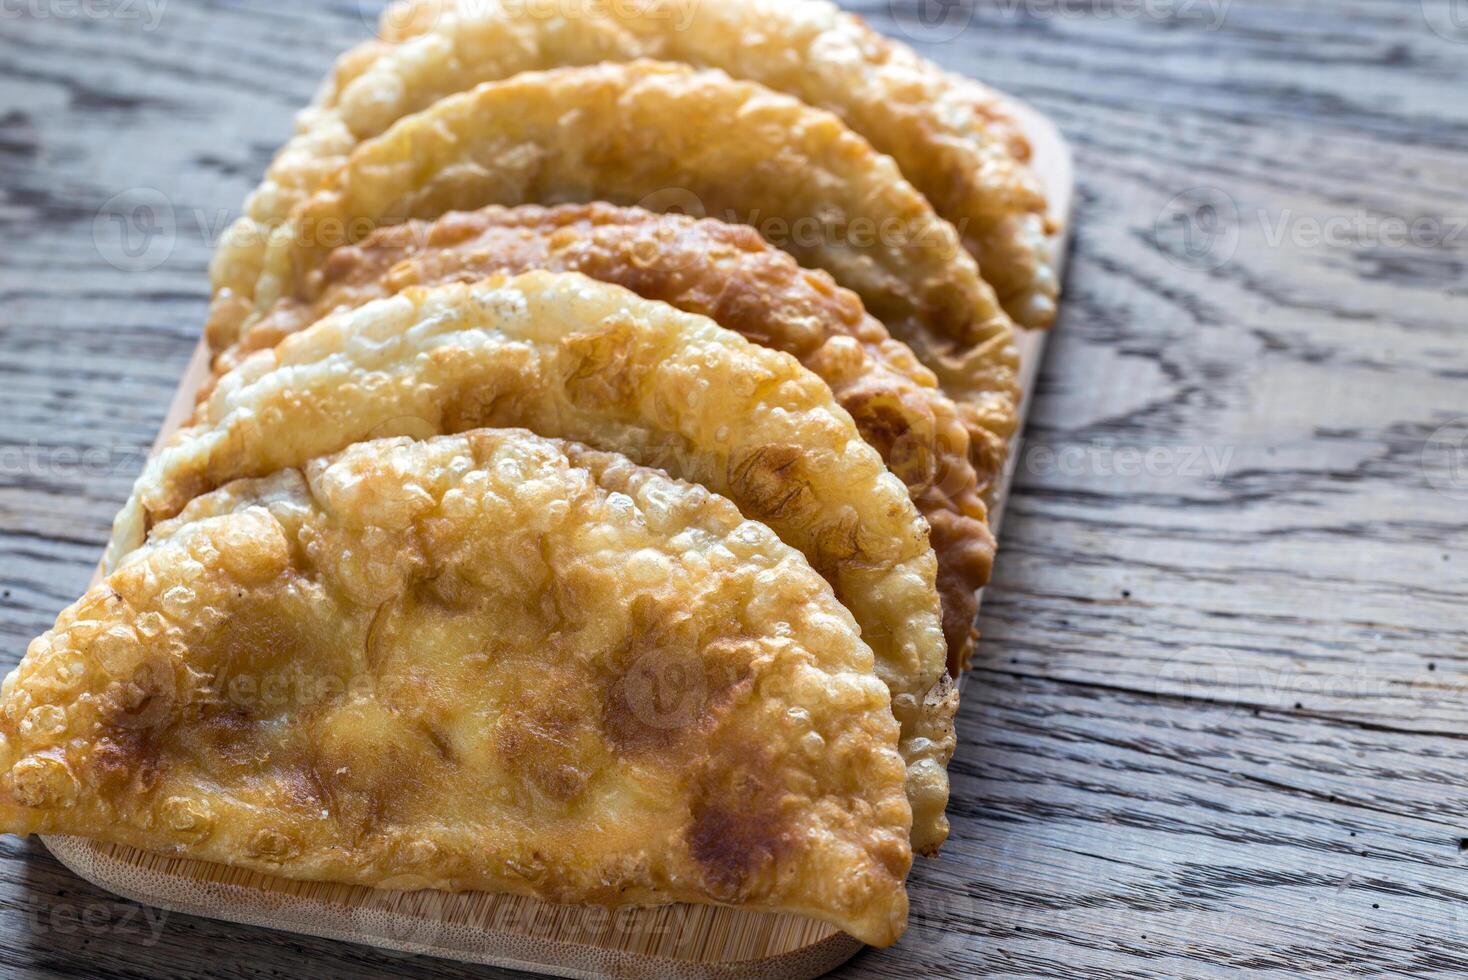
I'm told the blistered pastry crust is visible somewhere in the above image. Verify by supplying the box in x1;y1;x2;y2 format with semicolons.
384;0;1056;327
246;61;1022;506
3;431;913;945
218;203;994;673
113;272;956;853
215;0;1054;339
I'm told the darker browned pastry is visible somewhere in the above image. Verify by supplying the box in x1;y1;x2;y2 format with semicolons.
214;204;995;671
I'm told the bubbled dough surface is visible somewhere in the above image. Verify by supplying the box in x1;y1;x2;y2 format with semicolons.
210;0;1054;352
222;203;994;676
236;61;1021;511
4;431;913;946
114;271;956;853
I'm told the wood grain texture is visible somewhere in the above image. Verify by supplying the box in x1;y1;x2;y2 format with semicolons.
1;0;1466;977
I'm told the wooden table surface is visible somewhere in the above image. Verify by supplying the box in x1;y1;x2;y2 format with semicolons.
2;0;1466;976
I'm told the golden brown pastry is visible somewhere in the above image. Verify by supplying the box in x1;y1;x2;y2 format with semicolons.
239;61;1021;503
109;272;957;854
374;0;1032;163
207;0;1054;351
205;11;642;345
216;203;994;672
2;431;912;946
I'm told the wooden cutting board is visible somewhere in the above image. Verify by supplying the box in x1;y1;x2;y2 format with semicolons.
41;93;1073;980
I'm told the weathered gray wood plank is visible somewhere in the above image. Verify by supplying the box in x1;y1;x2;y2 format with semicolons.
1;0;1466;976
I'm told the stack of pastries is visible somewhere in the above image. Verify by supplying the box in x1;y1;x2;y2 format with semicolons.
0;0;1056;949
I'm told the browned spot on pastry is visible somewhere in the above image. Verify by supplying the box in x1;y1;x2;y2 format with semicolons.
727;445;815;523
418;721;458;767
496;694;592;805
597;596;752;757
86;729;160;794
408;572;474;612
211;607;314;690
729;446;866;573
845;387;938;494
428;344;526;433
601;659;718;757
278;763;328;812
96;658;175;731
248;827;301;862
150;469;216;526
196;705;264;770
307;759;375;843
687;756;789;901
560;317;644;408
310;730;440;840
600;654;703;757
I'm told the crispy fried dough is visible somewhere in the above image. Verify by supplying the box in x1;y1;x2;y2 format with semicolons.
209;0;1054;353
375;0;1031;161
243;61;1021;500
389;0;1053;323
111;273;956;853
218;204;993;672
205;12;647;348
3;431;913;945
